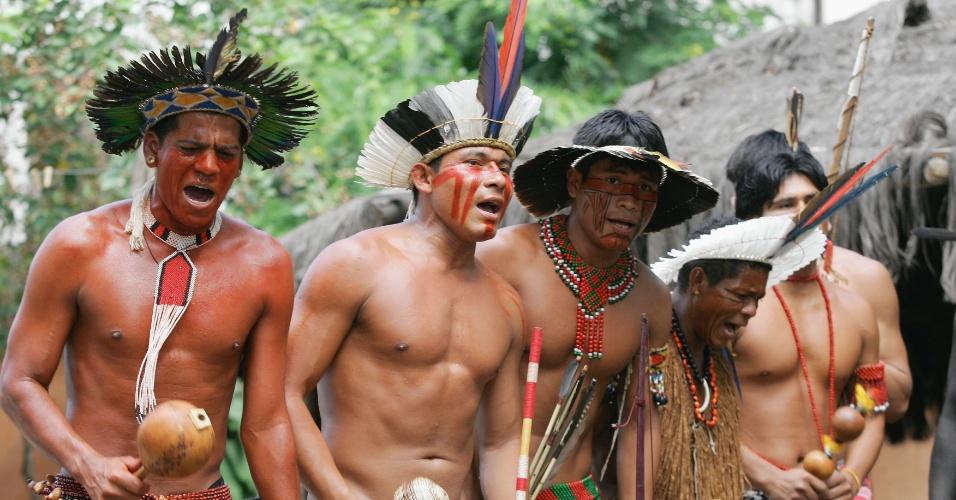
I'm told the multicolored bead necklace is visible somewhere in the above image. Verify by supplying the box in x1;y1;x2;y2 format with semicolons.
540;214;638;359
671;310;718;426
773;274;836;449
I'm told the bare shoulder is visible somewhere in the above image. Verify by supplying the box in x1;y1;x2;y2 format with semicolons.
477;222;542;261
831;246;895;289
38;200;131;260
218;214;291;271
633;259;671;306
297;224;401;292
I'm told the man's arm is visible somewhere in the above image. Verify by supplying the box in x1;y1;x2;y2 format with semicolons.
929;313;956;500
616;302;668;500
0;218;148;499
285;241;367;499
239;242;299;499
843;256;911;422
835;304;884;500
476;288;524;500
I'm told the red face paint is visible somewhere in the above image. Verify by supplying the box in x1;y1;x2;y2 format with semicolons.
433;161;512;235
581;178;658;202
580;178;657;252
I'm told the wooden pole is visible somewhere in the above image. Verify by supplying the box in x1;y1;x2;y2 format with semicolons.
829;18;875;178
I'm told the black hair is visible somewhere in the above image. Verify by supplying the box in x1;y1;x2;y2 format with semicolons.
675;215;772;292
734;150;827;220
725;129;811;186
572;109;669;179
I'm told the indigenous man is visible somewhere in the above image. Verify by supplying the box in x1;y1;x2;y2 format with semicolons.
284;10;542;499
648;214;827;499
727;129;911;423
733;151;886;500
477;110;718;498
0;10;317;500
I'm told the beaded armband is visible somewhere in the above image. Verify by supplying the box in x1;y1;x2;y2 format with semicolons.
851;361;889;414
649;346;668;406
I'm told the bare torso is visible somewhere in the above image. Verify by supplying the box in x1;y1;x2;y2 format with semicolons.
734;278;871;467
307;224;523;499
477;222;670;487
5;200;291;495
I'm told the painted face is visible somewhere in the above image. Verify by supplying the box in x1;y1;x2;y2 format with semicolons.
430;146;513;241
692;265;769;349
762;173;819;217
571;157;660;252
145;112;243;235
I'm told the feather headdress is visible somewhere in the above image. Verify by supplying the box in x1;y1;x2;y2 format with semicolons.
356;0;540;190
513;145;718;233
653;147;898;286
650;215;827;287
86;9;318;169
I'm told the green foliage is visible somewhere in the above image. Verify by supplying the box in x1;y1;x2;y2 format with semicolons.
0;0;771;483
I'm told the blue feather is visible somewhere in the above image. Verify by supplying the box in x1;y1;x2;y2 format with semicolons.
476;22;500;135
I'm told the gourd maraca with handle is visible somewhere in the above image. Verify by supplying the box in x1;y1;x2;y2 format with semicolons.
136;399;215;478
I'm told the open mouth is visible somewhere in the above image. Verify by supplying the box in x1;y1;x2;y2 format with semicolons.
722;322;740;340
477;200;502;216
184;185;215;203
608;218;636;232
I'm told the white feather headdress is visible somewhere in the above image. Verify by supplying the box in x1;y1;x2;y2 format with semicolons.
356;1;541;191
650;215;828;287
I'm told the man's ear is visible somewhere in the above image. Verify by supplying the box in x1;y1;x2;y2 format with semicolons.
689;266;710;294
143;131;160;169
566;167;583;199
410;162;435;195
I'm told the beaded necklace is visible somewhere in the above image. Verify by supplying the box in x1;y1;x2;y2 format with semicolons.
772;274;835;448
130;183;222;422
671;310;718;427
540;214;638;359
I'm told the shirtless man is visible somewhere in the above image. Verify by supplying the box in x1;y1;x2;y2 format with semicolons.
733;151;885;500
477;110;718;498
0;11;316;499
727;129;911;423
284;42;542;497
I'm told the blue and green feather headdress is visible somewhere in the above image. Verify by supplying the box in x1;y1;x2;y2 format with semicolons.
86;9;318;169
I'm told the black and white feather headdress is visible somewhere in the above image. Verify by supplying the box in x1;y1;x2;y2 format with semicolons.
356;0;541;189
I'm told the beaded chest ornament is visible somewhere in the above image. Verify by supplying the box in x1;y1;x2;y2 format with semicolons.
127;178;222;422
541;214;638;359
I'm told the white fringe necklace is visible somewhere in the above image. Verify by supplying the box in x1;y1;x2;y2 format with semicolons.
126;178;223;422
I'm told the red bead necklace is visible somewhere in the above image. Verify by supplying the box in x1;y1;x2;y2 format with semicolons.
772;275;835;448
670;311;719;426
541;214;638;359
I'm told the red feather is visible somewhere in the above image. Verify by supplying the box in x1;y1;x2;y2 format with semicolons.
799;144;893;228
498;0;528;98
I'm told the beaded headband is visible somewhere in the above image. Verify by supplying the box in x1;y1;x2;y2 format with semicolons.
86;9;318;169
356;0;541;190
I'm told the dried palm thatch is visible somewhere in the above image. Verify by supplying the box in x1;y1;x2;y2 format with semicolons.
516;0;956;302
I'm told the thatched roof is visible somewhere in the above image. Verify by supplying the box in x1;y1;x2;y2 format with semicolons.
519;0;956;283
282;0;956;294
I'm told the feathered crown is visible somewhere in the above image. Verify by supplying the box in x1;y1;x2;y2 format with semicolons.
513;145;719;233
653;147;899;286
650;215;828;287
356;0;541;189
86;9;318;169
